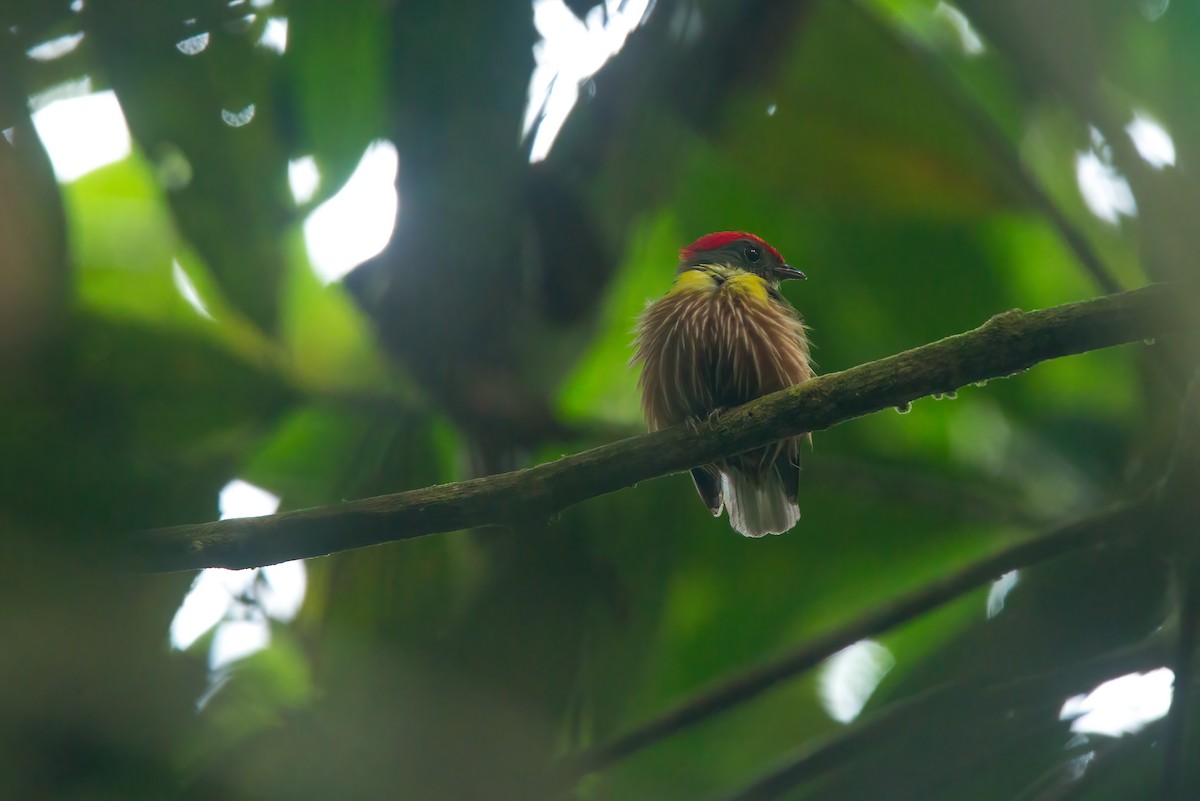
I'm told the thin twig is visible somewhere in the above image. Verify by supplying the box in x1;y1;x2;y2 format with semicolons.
712;636;1168;801
571;494;1150;776
122;284;1182;572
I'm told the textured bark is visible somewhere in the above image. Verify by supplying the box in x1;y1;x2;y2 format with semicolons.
122;284;1185;572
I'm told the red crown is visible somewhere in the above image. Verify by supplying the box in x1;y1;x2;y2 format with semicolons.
680;231;784;263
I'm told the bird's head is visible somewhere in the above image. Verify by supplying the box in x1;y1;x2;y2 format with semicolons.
678;231;806;286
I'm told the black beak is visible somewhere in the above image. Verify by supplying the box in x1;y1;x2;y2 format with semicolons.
774;263;807;281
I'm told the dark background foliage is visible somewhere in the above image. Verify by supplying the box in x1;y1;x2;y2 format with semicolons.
1;0;1197;798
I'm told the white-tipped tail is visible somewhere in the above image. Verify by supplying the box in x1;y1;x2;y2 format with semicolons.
721;468;800;537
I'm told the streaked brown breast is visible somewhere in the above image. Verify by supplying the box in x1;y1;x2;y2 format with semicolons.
632;283;811;432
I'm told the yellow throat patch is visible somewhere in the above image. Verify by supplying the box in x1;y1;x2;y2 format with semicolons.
668;265;771;303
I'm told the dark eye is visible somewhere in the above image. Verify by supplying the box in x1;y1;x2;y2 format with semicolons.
744;246;761;263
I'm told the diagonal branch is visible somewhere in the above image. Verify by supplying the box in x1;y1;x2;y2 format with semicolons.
571;493;1150;777
123;284;1183;573
712;634;1169;801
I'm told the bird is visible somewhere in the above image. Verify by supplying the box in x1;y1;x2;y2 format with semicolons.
631;231;813;537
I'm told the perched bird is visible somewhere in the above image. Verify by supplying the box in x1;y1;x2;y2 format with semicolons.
632;232;813;537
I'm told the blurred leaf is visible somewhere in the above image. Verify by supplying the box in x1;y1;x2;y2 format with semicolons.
89;1;292;331
558;211;682;423
279;234;409;394
0;314;291;532
284;0;390;201
180;630;314;773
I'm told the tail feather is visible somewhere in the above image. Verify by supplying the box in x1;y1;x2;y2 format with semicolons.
722;467;800;537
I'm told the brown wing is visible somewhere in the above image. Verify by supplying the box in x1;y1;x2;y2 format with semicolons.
690;466;724;516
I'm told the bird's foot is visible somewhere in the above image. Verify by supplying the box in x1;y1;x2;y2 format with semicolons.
686;408;726;433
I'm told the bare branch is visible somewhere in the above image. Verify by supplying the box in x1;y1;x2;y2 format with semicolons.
123;284;1183;572
572;493;1151;776
712;635;1169;801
